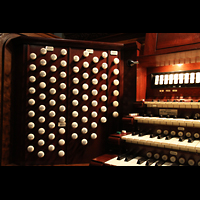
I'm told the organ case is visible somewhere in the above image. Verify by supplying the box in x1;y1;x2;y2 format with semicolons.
1;35;132;165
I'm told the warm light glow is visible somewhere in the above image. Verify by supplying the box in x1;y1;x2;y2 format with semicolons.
176;64;183;67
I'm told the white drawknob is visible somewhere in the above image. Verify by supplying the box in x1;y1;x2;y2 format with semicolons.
48;145;55;151
29;64;36;71
51;54;57;61
82;117;88;123
82;105;88;112
100;117;107;123
49;110;56;117
113;79;119;86
49;88;56;95
39;105;46;112
49;122;55;129
102;63;108;69
73;77;79;84
81;139;88;145
38;151;45;158
60;71;67;78
113;90;119;96
72;88;79;95
113;111;119;117
100;106;107;112
73;55;80;62
113;101;119;107
73;66;79;73
81;127;88;134
38;116;45;123
91;100;98;107
29;76;36;83
39;93;46;100
39;82;46;89
72;111;79;118
38;139;45;146
49;99;56;106
48;133;55;140
113;58;120;64
40;59;47;66
71;122;78;129
30;53;37;60
101;84;107;91
83;61;89;68
50;65;57;72
27;145;34;152
101;95;107;102
38;128;45;135
58;150;65;157
50;77;56;83
92;78;98;85
59;94;66;101
71;133;78;140
59;116;66;122
91;133;97;140
91;122;98;129
28;122;35;129
27;134;35;140
91;89;98;96
58;139;65;146
101;73;108;80
82;72;89;79
61;49;67;56
91;111;98;118
29;87;36;94
82;94;89;101
60;83;66;89
92;67;99;74
93;56;99;63
82;83;89;90
113;68;119;75
40;48;47;55
28;99;35;105
60;60;67;67
59;128;65;134
102;52;108;58
72;99;79;106
28;110;35;117
83;50;89;57
59;105;66;112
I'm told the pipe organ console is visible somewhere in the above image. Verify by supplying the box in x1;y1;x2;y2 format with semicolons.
1;35;130;165
4;33;200;166
90;33;200;166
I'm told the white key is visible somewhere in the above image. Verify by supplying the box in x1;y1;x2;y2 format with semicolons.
162;162;174;166
178;139;189;151
187;140;200;152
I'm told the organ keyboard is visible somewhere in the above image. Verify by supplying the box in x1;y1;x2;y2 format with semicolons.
90;33;200;166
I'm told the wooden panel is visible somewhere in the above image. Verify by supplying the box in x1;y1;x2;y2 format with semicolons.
146;63;200;101
3;36;124;165
157;33;200;50
143;33;200;57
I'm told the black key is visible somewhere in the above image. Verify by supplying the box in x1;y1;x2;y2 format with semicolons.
188;138;194;143
125;155;135;162
117;154;126;160
137;157;147;164
155;160;165;166
179;137;184;142
146;159;156;166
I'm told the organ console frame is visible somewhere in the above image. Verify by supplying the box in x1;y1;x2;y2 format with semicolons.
91;33;200;166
